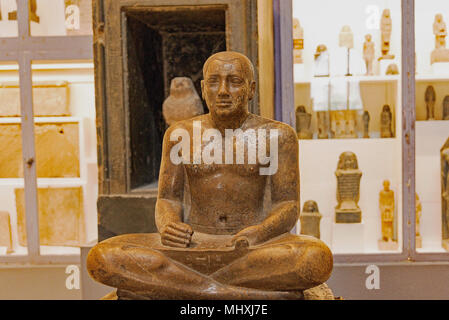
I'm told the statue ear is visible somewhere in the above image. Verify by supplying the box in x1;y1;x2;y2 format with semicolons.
248;81;256;101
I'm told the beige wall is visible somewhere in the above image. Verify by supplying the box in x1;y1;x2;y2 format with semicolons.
0;266;81;300
257;0;275;119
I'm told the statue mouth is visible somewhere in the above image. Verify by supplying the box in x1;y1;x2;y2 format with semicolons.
216;101;233;108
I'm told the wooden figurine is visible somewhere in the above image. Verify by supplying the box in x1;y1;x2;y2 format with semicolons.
416;193;422;249
295;106;313;139
300;201;322;239
335;152;362;223
362;111;370;138
425;85;436;120
363;34;375;76
443;95;449;120
378;180;397;250
431;14;449;64
293;18;304;64
380;105;394;138
379;9;394;60
442;137;449;251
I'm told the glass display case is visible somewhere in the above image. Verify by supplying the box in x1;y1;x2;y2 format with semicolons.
0;0;94;264
281;0;449;262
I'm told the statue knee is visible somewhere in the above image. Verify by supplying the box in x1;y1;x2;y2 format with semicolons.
295;241;333;287
86;242;115;285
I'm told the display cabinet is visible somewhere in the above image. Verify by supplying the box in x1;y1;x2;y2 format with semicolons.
277;0;449;263
0;0;94;264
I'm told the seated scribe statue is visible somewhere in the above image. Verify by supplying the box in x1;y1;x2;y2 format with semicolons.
87;51;333;300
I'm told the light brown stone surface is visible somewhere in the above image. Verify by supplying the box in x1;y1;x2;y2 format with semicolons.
15;187;85;247
0;212;13;253
0;82;69;117
0;123;79;178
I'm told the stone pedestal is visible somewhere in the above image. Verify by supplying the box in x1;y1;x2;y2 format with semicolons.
332;222;365;253
378;240;399;251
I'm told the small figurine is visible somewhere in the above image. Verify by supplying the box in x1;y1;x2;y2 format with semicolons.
380;105;394;138
386;63;399;75
362;111;370;138
431;14;449;64
314;44;330;77
363;34;375;76
300;201;322;239
378;180;398;250
317;111;329;139
330;110;357;139
293;18;304;64
442;137;449;251
335;152;362;223
379;9;394;60
416;193;422;249
339;25;354;76
443;95;449;120
295;106;313;139
162;77;204;126
425;85;436;120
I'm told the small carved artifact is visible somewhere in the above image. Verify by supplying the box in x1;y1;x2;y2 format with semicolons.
431;14;449;64
379;9;394;60
316;111;329;139
87;51;334;300
0;211;13;253
330;110;357;139
314;44;329;77
300;201;322;239
295;106;313;139
443;95;449;120
385;63;399;75
335;152;362;223
380;105;394;138
362;111;370;138
293;18;304;64
416;193;422;249
162;77;204;126
442;137;449;251
363;34;375;75
425;85;436;120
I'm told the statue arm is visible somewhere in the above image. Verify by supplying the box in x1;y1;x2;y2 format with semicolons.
155;125;193;247
232;125;300;246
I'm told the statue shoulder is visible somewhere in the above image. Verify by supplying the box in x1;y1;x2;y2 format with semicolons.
252;115;297;142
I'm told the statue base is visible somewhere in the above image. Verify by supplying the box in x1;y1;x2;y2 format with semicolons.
431;61;449;75
416;235;422;249
335;209;362;223
332;222;365;253
431;48;449;65
443;239;449;252
103;283;338;300
377;240;399;251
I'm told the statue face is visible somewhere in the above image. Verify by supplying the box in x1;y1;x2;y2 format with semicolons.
202;58;255;119
303;201;318;213
365;34;372;42
383;180;390;190
338;152;358;170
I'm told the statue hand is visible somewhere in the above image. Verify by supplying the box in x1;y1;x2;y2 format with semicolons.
228;225;263;248
161;222;194;248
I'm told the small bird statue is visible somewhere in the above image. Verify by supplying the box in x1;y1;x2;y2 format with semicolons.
162;77;204;126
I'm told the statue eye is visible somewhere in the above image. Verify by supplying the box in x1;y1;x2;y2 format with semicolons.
230;76;243;84
207;77;219;85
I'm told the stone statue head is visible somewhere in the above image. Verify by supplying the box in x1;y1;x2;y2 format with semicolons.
314;44;327;60
383;9;390;18
201;51;256;119
303;200;319;213
296;105;306;114
382;105;391;113
383;180;390;191
337;152;359;170
365;34;372;42
435;13;443;24
169;77;196;98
